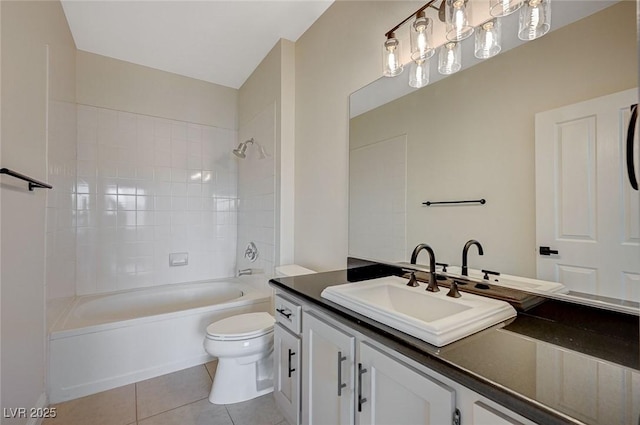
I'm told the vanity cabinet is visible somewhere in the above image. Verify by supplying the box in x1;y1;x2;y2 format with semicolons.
274;288;536;425
302;311;356;425
274;324;301;425
274;294;303;425
357;342;456;425
302;309;457;425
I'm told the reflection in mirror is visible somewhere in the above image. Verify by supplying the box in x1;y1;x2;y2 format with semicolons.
442;324;640;425
349;1;639;309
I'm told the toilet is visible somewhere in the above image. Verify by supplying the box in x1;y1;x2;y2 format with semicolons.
204;311;275;404
204;264;315;405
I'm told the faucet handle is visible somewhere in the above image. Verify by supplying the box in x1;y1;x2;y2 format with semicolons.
406;272;420;287
436;262;449;272
482;269;500;280
447;281;462;298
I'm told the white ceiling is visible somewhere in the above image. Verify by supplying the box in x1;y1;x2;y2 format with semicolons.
61;0;334;89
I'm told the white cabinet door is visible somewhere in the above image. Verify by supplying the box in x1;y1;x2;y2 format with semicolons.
274;324;301;425
302;312;356;425
535;88;640;300
472;402;525;425
357;342;456;425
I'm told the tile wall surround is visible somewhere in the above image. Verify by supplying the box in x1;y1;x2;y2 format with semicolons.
236;104;277;278
75;104;239;295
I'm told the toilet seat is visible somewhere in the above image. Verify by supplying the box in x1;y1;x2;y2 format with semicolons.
206;312;275;341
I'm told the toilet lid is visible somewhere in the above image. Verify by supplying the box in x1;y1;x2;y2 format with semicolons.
206;312;275;340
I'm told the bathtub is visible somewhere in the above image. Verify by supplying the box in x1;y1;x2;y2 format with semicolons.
48;278;271;403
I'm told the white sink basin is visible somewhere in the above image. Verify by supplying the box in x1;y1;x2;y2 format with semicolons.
321;276;517;347
445;266;569;294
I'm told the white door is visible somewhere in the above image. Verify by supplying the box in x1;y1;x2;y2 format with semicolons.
536;88;640;300
356;342;455;425
302;312;355;425
274;324;301;425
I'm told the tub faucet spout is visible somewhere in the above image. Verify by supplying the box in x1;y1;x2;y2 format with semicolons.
238;268;252;276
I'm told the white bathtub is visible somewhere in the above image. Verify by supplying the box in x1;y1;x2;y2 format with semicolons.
48;278;271;403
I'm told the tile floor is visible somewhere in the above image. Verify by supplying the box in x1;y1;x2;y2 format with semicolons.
43;360;290;425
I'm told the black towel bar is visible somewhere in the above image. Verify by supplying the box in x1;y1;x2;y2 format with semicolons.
0;168;53;191
423;199;486;206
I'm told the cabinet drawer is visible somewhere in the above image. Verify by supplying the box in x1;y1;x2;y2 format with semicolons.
274;294;302;334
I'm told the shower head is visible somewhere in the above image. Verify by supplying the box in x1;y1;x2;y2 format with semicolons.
232;138;270;159
232;138;254;159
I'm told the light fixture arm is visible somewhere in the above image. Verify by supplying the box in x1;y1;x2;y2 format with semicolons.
384;0;439;38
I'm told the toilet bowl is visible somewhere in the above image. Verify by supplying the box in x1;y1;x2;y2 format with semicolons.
204;311;275;404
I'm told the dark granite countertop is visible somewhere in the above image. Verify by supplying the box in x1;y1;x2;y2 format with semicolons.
269;259;640;425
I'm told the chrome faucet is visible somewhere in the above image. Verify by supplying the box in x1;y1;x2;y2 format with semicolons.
238;268;252;276
410;243;439;292
462;240;484;276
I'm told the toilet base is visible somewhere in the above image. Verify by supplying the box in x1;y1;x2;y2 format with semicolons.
209;353;274;404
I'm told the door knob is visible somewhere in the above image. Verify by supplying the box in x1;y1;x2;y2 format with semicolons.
539;246;559;256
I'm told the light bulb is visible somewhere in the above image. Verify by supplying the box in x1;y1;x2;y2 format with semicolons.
446;0;474;42
490;0;523;17
383;34;403;77
409;58;430;88
438;42;461;75
411;13;434;60
475;19;502;59
518;0;551;40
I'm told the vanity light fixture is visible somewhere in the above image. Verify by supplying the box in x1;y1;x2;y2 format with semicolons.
383;33;404;77
438;42;461;75
475;18;502;59
518;0;551;40
445;0;474;42
489;0;523;17
381;0;550;84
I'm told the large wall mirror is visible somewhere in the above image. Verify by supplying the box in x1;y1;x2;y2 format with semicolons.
349;0;639;310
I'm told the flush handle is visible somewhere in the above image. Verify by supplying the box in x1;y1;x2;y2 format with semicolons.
539;246;559;256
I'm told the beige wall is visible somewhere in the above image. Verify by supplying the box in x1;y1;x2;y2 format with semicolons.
238;39;296;269
76;50;237;130
294;1;418;271
280;40;296;266
1;0;76;419
1;0;3;412
350;2;637;277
